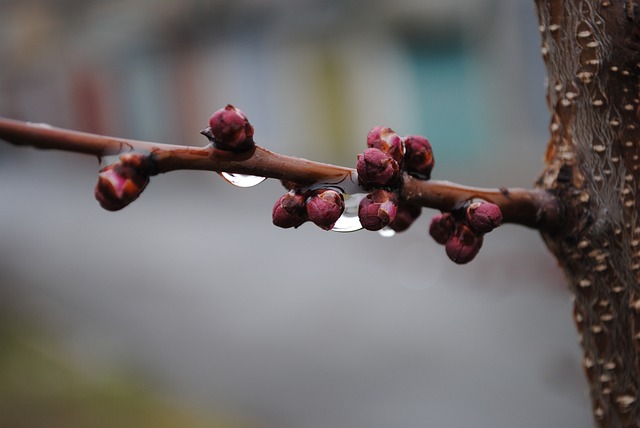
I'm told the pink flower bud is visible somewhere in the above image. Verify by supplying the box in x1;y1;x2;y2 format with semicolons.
358;189;398;231
403;135;434;180
272;190;308;229
306;189;345;230
367;126;404;163
466;202;503;234
356;148;400;188
94;154;150;211
205;104;255;152
445;224;483;264
429;213;455;245
388;202;421;233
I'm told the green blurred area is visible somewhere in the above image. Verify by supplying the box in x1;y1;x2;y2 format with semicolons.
0;305;248;428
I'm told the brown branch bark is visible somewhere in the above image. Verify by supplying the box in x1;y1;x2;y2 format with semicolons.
535;0;640;426
0;117;559;230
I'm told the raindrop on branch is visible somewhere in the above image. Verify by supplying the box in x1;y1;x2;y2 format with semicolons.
331;193;366;233
378;227;396;238
219;172;266;188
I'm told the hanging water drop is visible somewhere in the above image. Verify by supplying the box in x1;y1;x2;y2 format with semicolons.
378;227;396;238
331;193;366;233
219;172;266;188
331;213;362;232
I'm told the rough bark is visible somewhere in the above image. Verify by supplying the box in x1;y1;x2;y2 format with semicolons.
535;0;640;426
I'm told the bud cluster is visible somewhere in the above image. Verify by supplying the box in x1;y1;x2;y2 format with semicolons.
429;201;503;264
94;153;155;211
358;127;434;189
355;126;433;231
272;188;345;231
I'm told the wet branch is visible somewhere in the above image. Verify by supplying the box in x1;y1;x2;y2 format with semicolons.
0;117;560;231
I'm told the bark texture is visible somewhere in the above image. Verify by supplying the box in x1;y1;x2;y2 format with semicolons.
535;0;640;426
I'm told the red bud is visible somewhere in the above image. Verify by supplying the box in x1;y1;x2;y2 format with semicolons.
205;105;255;152
94;154;150;211
388;202;421;233
356;148;400;188
306;189;345;230
367;126;404;163
429;213;455;245
358;189;398;231
445;224;483;264
403;135;434;180
466;202;503;233
272;191;308;229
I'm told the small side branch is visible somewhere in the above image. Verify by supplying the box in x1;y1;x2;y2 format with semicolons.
402;177;561;231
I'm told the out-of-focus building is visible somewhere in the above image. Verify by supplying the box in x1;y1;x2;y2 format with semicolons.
0;0;547;180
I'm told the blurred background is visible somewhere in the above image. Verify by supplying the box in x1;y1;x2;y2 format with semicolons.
0;0;593;427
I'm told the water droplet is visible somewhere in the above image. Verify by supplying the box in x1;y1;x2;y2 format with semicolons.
219;172;266;188
331;193;366;233
378;227;396;238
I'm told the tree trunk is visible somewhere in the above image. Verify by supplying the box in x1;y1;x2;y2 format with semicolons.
535;0;640;426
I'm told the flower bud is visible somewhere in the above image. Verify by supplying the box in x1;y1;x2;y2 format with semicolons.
204;104;255;152
306;189;345;230
429;213;455;245
272;190;308;229
356;148;400;188
94;154;151;211
403;135;434;180
358;189;398;231
367;126;404;163
466;202;503;234
388;202;421;233
445;224;483;264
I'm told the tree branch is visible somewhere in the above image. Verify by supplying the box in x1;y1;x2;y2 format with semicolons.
0;116;561;231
